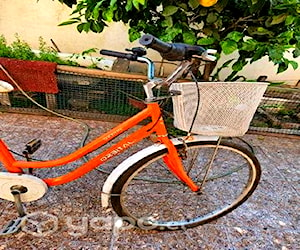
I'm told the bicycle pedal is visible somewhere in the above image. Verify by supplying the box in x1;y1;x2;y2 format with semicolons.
23;139;42;155
0;216;27;236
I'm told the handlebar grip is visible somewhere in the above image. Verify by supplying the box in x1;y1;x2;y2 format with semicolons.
100;49;137;61
139;34;172;54
139;34;186;61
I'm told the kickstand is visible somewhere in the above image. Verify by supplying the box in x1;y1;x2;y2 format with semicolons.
0;186;28;236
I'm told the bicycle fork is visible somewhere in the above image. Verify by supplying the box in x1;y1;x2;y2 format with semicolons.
155;133;198;192
162;140;199;192
151;115;199;192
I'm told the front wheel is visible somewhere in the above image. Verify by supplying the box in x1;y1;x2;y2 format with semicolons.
111;140;261;230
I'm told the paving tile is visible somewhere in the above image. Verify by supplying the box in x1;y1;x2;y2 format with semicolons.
0;113;299;249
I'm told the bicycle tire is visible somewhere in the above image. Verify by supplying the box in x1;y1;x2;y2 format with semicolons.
111;140;261;230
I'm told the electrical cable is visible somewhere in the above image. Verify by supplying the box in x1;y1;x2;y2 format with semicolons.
0;63;119;175
0;63;91;162
187;71;201;135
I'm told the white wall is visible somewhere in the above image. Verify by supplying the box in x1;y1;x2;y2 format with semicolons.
0;0;299;84
0;0;136;53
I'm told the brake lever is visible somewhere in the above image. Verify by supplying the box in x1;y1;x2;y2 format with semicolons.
193;49;217;62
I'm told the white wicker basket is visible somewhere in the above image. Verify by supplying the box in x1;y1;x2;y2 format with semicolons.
170;82;268;137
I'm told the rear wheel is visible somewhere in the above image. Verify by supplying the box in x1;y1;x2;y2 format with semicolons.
111;140;261;230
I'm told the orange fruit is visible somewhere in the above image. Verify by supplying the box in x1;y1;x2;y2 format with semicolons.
199;0;218;7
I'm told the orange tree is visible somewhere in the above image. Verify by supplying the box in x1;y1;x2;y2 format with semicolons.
58;0;300;80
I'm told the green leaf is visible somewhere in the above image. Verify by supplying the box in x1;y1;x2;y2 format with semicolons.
183;31;196;44
161;26;182;42
110;0;117;6
293;48;300;58
81;48;97;55
212;30;220;41
132;0;145;10
162;16;173;28
92;1;106;20
277;61;288;73
289;60;298;70
206;12;218;24
241;39;258;51
278;31;294;43
77;23;85;33
59;19;79;26
135;20;147;29
114;9;122;21
225;70;238;81
162;6;179;17
92;8;100;20
102;8;115;22
220;40;237;54
256;27;274;36
197;37;216;45
271;13;287;25
199;8;208;16
268;47;285;63
91;22;104;33
214;0;229;13
136;0;145;5
125;0;133;11
248;26;274;37
128;27;141;42
177;3;188;10
251;46;267;63
232;60;247;71
71;2;85;15
188;0;200;10
82;22;91;32
222;59;235;68
226;31;244;42
285;15;296;26
249;0;267;14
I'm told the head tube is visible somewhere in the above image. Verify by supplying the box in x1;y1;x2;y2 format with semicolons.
137;56;155;80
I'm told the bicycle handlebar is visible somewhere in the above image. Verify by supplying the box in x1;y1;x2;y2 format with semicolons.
139;34;207;61
100;34;216;62
100;49;138;61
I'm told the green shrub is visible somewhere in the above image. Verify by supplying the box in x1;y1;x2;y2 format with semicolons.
0;34;78;66
0;35;12;58
10;34;39;60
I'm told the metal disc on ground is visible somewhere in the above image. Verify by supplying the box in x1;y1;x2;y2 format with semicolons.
0;80;14;93
0;172;48;202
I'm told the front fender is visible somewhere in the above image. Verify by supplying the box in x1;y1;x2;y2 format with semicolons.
101;135;218;208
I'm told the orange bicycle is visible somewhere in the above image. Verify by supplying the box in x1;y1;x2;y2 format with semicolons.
0;34;268;233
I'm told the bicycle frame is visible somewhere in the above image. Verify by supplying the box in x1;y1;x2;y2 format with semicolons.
0;102;199;192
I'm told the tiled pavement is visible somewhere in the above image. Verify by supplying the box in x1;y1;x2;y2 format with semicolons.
0;113;299;249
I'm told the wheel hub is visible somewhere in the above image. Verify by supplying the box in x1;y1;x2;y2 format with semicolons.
0;172;48;202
